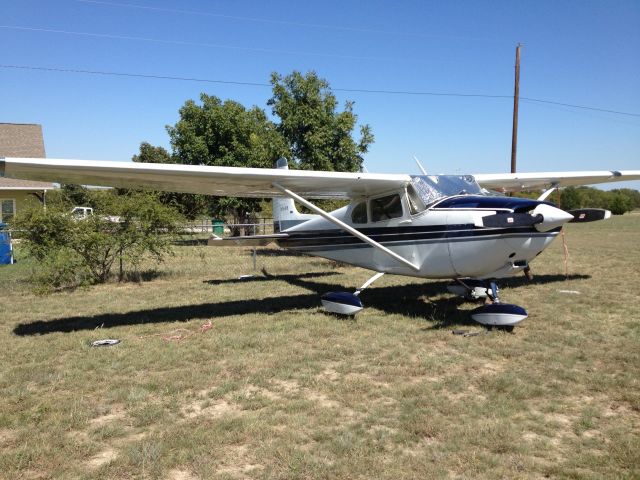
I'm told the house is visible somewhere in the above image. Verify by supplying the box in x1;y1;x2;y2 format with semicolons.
0;123;55;222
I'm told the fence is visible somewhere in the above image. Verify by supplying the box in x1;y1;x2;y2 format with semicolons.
179;218;275;236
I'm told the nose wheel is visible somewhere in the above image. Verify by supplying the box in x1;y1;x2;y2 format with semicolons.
470;280;527;331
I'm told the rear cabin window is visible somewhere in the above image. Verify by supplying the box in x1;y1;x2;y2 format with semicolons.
371;194;403;222
351;201;368;224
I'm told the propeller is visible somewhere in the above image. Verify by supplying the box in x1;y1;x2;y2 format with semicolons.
481;212;543;228
567;208;611;223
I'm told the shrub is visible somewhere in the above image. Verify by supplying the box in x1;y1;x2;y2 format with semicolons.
14;192;182;291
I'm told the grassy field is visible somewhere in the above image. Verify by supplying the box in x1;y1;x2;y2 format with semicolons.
1;214;639;479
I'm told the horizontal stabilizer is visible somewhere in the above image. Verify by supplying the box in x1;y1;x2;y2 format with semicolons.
207;233;288;247
567;208;611;223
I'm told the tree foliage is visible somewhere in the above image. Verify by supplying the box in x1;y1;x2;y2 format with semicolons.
54;184;95;208
165;94;289;231
15;191;182;292
268;71;373;172
132;142;210;219
517;186;638;215
559;186;637;214
167;95;288;169
132;71;374;223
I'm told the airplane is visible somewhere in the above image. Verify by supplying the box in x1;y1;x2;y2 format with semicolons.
1;155;639;330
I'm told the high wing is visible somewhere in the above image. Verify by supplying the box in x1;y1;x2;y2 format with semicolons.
0;157;410;200
2;157;639;199
474;170;640;193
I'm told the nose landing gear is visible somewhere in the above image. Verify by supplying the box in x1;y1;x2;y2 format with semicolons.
469;280;528;332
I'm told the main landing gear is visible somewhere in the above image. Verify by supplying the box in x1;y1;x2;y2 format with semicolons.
468;280;528;331
320;272;385;316
321;273;528;332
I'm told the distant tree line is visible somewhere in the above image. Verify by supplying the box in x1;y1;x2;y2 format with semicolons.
515;186;639;215
559;186;639;215
133;70;373;225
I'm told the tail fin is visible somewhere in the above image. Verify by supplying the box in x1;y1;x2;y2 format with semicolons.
273;158;314;232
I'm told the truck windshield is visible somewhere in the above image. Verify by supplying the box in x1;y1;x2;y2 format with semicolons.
410;175;483;207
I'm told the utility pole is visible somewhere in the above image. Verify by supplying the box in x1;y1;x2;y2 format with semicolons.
510;43;521;174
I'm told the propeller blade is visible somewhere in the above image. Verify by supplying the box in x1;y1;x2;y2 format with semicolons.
482;213;543;228
567;208;611;223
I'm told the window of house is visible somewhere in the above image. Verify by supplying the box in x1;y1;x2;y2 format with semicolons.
351;201;368;224
1;199;15;223
371;194;403;222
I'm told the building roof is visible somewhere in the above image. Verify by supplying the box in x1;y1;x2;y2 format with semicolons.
0;177;54;191
0;123;46;158
0;123;53;191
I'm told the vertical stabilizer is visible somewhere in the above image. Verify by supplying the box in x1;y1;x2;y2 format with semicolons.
273;158;315;232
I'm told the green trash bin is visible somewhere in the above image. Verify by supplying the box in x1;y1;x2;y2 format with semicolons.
212;220;224;235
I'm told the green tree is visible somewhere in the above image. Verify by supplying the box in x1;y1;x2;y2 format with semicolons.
268;71;373;172
58;184;94;208
560;186;582;210
612;188;640;210
132;142;210;219
560;186;637;214
608;192;633;215
132;142;173;165
166;94;288;233
132;71;374;227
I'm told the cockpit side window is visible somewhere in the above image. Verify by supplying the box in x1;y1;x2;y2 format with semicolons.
351;201;368;224
371;194;403;222
406;184;426;215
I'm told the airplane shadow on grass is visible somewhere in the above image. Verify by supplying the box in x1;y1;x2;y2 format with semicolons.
13;271;590;336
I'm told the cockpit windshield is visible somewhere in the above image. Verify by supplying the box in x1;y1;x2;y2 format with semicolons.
410;175;483;207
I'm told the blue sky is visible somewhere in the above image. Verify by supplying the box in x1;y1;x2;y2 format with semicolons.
2;0;639;189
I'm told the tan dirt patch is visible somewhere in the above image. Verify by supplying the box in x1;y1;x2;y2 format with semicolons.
243;384;282;401
317;367;340;382
89;407;126;428
214;445;263;478
182;400;240;420
0;428;16;446
86;447;117;469
271;378;300;394
167;469;198;480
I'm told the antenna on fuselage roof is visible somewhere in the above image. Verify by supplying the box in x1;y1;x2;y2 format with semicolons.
413;155;427;175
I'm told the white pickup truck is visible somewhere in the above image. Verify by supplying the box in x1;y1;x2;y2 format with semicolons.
70;206;94;219
71;207;120;223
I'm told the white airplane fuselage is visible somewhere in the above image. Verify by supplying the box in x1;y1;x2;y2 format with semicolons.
278;195;564;280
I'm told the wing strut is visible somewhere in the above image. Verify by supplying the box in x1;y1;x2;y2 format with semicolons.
272;183;420;272
537;183;559;201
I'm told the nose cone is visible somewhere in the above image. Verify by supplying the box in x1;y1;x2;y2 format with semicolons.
532;204;574;232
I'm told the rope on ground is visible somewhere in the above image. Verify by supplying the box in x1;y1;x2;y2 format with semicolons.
561;228;570;277
138;320;213;342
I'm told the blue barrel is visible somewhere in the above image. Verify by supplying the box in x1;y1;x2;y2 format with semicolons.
0;223;13;265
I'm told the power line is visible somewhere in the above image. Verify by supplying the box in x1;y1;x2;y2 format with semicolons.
1;63;639;118
520;98;639;118
0;64;510;99
73;0;496;42
0;64;271;87
0;25;432;63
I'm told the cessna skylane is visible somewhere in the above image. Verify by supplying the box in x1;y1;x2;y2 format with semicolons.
1;156;639;330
